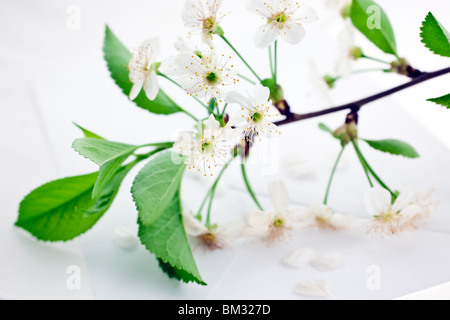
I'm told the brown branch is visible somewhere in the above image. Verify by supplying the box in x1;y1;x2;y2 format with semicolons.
275;66;450;126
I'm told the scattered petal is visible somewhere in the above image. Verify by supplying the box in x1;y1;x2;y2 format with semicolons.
284;248;318;268
113;226;139;251
311;253;344;272
294;279;330;298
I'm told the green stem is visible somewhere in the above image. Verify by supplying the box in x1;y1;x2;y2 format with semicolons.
274;40;278;84
241;162;264;211
352;140;374;187
220;35;262;82
352;68;389;75
197;158;234;226
269;45;274;76
221;103;229;117
323;147;346;205
238;73;257;85
361;54;391;65
158;72;208;116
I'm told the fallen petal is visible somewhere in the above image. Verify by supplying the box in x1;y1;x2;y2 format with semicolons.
284;248;318;268
113;226;139;251
294;279;330;298
311;253;344;272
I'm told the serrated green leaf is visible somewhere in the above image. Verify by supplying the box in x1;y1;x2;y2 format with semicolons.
103;25;182;115
351;0;398;56
362;139;420;158
138;195;205;285
132;152;186;226
157;258;198;283
73;122;104;140
16;164;132;241
420;12;450;58
428;93;450;108
73;138;140;199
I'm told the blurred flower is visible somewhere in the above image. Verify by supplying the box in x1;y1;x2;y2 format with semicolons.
282;154;317;179
128;38;161;101
364;187;438;236
173;115;235;176
308;60;334;108
226;84;281;142
182;0;226;44
334;20;363;78
244;181;305;242
303;204;356;231
176;49;238;102
246;0;318;48
182;209;245;250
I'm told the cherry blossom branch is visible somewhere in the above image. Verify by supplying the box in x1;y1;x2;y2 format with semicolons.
274;66;450;126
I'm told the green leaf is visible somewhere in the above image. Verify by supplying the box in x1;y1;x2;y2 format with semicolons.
362;139;420;158
420;12;450;57
103;25;182;115
73;138;140;199
138;195;205;285
428;93;450;108
350;0;398;56
319;123;337;138
157;258;198;283
73;122;104;140
132;151;186;227
16;165;132;241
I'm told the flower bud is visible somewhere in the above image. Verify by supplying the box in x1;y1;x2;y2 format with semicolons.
349;47;363;60
341;4;352;19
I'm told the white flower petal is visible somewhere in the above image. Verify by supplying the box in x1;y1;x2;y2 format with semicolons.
146;37;161;64
217;218;246;241
174;131;195;156
393;188;417;212
254;23;278;49
311;253;344;272
291;4;319;23
113;226;139;251
282;154;317;179
245;0;273;18
226;90;253;109
280;23;306;45
244;211;272;236
364;187;392;217
252;83;271;106
129;79;144;100
329;213;356;230
182;211;208;237
268;180;290;213
284;248;318;268
144;71;159;101
294;279;330;298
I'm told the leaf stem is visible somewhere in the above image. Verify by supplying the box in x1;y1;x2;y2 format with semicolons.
352;140;374;188
274;40;278;84
241;162;264;211
269;45;274;76
323;147;346;205
220;35;262;82
238;73;257;85
361;54;392;65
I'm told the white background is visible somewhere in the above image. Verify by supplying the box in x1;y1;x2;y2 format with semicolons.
1;0;450;300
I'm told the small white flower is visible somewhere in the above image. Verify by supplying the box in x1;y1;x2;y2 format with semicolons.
294;279;330;298
182;209;245;250
303;204;355;231
364;187;437;236
128;38;161;101
177;49;238;102
226;84;281;142
173;115;235;176
244;180;305;243
334;20;362;78
323;0;351;16
308;60;334;109
182;0;226;44
246;0;318;48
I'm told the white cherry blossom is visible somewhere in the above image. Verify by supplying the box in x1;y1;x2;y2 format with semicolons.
176;49;238;102
182;0;226;44
302;204;356;231
244;180;305;242
364;187;438;236
226;84;281;142
173;115;235;176
128;38;161;101
246;0;318;48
